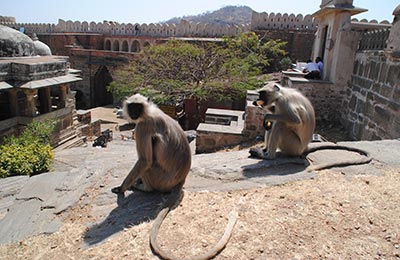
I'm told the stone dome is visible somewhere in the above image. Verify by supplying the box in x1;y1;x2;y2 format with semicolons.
0;25;37;57
393;4;400;16
32;34;52;56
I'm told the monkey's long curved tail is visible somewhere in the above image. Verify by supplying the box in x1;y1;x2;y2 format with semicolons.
305;144;372;171
150;185;238;260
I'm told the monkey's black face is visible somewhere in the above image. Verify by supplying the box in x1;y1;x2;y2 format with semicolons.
127;102;144;120
253;90;274;108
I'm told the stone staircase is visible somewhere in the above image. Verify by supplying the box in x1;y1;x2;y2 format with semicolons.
53;125;86;152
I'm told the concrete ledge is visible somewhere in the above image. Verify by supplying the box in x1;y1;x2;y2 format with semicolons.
197;123;243;135
196;108;246;153
288;77;332;85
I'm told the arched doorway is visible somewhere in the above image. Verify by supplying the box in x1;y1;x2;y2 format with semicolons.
112;40;120;51
122;40;128;52
105;39;111;50
93;66;113;107
131;40;140;52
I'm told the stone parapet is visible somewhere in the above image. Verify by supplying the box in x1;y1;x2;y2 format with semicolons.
282;77;337;121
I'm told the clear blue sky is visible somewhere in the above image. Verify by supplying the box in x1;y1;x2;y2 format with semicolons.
1;0;398;24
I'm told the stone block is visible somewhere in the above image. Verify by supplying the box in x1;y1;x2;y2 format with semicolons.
349;95;357;110
378;63;389;82
76;110;91;124
393;86;400;101
368;61;380;80
91;119;101;136
386;65;400;86
78;124;91;137
379;84;393;98
355;99;366;114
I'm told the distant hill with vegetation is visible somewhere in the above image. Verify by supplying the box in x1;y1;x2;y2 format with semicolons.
163;5;253;25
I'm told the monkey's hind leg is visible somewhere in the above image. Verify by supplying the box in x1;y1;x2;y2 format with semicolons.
132;173;154;192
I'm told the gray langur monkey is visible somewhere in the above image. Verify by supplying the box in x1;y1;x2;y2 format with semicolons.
111;94;237;260
249;83;372;170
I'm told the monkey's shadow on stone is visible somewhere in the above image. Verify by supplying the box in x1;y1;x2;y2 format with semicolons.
118;123;135;131
83;190;171;246
243;149;310;178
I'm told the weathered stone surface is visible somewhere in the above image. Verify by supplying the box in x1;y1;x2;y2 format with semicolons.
0;139;398;245
342;52;400;140
0;25;36;57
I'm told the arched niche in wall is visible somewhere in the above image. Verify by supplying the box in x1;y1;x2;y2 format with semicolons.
112;40;119;51
122;40;128;52
131;40;140;52
104;39;111;50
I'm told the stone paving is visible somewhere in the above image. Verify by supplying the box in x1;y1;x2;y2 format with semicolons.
0;138;399;245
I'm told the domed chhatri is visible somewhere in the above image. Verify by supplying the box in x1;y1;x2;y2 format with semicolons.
32;33;52;56
0;24;37;57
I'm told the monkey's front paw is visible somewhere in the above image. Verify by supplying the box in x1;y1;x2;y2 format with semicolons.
111;186;123;194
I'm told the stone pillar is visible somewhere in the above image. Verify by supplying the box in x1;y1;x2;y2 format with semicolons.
58;84;68;108
38;87;51;114
8;88;19;116
23;89;38;117
385;5;400;58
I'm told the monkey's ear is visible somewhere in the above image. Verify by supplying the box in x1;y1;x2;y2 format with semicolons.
274;84;281;92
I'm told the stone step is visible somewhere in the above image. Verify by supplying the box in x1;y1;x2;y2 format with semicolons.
53;136;86;152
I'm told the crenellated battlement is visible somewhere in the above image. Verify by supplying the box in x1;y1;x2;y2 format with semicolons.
1;18;250;37
251;11;318;31
1;12;391;38
250;11;391;32
0;16;16;24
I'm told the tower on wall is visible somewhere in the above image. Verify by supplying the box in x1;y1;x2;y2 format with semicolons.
311;0;367;82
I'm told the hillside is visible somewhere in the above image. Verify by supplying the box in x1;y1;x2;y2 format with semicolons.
163;5;252;25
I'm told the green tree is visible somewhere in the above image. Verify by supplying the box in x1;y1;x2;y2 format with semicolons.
107;32;288;103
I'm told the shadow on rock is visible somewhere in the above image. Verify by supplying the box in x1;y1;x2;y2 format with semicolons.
242;151;309;178
83;190;165;246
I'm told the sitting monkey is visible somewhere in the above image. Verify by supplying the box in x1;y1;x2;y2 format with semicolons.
112;94;237;260
251;82;315;159
250;83;371;170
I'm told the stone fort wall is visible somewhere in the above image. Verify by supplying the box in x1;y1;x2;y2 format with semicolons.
341;48;400;140
1;11;389;38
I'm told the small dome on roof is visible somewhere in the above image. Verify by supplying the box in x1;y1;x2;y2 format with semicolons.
32;34;52;56
393;5;400;16
0;25;37;57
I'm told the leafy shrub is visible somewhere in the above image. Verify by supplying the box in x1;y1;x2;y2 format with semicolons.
279;57;294;71
0;120;55;178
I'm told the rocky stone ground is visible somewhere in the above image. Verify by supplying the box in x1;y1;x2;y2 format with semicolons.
0;136;399;259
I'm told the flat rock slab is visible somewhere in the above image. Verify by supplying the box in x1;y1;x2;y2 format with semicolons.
0;139;398;245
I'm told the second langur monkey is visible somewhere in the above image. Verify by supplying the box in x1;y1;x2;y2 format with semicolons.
250;83;372;170
111;94;237;260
